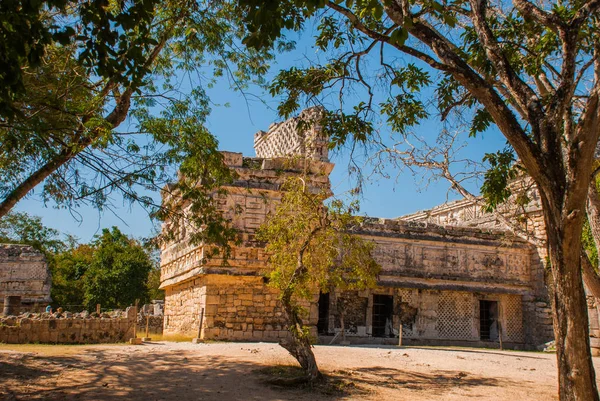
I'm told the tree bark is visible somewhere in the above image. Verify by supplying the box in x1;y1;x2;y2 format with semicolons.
279;287;322;382
541;189;600;401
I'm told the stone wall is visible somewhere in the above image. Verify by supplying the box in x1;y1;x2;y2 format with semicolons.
164;275;317;341
399;178;549;298
160;155;334;287
0;244;51;305
321;287;542;347
0;308;136;344
136;315;164;335
357;218;534;288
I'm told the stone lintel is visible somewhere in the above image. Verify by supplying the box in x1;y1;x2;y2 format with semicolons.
378;276;531;295
221;151;243;167
160;264;261;289
354;223;532;249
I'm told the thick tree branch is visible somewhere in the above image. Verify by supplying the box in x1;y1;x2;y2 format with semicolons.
383;2;549;189
470;0;543;121
513;0;562;33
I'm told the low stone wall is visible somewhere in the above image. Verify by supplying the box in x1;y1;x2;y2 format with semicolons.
0;308;135;344
136;314;164;335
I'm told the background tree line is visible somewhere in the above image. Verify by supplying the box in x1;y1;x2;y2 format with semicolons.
0;212;162;310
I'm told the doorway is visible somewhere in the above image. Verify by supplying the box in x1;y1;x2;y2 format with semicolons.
479;300;499;341
372;294;394;337
317;292;330;334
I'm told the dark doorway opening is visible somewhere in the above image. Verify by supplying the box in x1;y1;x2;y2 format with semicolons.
479;300;499;341
372;294;394;337
317;292;330;334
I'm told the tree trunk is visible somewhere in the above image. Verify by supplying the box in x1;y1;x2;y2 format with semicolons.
279;289;322;382
541;191;600;401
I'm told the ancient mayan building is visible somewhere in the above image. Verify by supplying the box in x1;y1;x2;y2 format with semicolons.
0;244;52;313
159;108;554;348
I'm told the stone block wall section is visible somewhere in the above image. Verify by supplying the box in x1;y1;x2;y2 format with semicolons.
320;287;551;347
399;177;548;298
0;307;136;344
164;275;318;341
159;108;554;348
160;155;334;288
136;315;164;335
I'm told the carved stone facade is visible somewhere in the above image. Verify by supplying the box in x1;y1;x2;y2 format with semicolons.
254;107;329;162
160;111;554;348
0;244;52;311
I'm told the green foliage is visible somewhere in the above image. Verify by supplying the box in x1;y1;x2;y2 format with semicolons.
480;149;517;212
1;0;279;257
83;227;154;310
257;177;380;311
0;211;68;254
52;244;94;308
583;221;598;269
0;0;159;119
239;0;600;210
0;212;159;309
147;266;165;301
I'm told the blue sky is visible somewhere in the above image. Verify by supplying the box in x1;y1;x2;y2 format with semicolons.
13;29;508;243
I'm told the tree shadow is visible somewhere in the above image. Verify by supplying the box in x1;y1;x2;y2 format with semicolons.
326;344;548;360
0;347;535;401
0;349;318;401
345;365;519;391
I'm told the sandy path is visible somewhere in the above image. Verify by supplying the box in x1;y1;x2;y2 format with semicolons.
0;342;598;400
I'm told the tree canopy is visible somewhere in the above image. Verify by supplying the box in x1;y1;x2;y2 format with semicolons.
0;0;282;258
82;227;154;310
0;211;69;254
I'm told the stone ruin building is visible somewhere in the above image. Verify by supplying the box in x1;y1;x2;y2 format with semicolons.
0;244;52;315
159;108;555;349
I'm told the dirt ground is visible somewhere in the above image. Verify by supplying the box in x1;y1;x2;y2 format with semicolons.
1;341;599;401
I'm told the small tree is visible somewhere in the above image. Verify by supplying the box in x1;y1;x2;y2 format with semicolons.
257;177;380;382
83;227;154;310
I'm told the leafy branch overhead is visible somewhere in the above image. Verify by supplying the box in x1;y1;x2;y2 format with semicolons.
0;0;279;255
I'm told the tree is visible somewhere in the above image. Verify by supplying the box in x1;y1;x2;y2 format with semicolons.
0;211;68;254
0;0;279;258
0;0;160;119
240;0;600;398
257;177;380;382
52;244;94;308
83;227;154;310
147;265;165;301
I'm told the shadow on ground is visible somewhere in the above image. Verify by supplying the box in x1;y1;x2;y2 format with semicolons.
0;349;318;401
0;348;524;401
